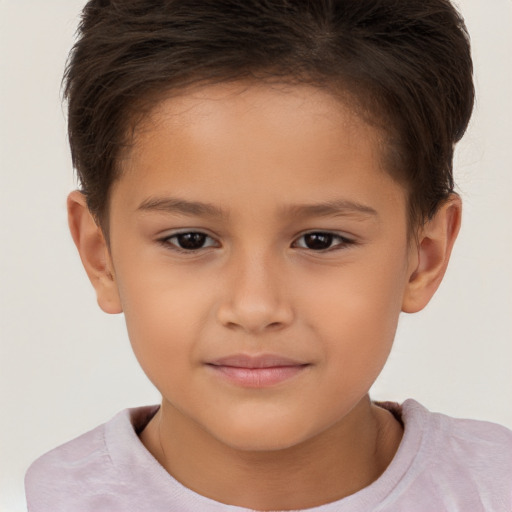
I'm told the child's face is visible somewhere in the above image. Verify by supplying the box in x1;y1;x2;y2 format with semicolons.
105;83;417;450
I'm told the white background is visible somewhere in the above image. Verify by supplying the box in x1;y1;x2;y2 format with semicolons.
1;1;511;510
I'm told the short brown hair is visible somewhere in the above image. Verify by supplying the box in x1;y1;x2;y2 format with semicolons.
64;0;474;228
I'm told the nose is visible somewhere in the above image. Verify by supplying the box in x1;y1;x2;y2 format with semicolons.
216;251;294;334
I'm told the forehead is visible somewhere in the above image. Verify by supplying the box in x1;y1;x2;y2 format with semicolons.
145;82;362;127
125;82;388;172
114;82;406;223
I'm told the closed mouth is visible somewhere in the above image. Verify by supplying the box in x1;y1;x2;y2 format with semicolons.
207;353;309;369
205;354;310;387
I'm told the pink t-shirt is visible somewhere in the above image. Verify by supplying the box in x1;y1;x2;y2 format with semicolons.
25;399;512;511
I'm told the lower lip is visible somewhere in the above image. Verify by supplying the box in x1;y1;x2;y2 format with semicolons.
207;365;309;388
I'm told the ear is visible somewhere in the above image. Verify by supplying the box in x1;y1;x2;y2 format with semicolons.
67;190;123;314
402;194;462;313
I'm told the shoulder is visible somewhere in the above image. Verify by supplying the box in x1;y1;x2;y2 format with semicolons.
26;417;111;475
25;406;159;512
402;399;512;461
397;399;512;509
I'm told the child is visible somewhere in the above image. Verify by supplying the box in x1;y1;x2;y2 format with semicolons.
25;0;512;510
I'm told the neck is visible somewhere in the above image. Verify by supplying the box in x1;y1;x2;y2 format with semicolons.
140;395;403;510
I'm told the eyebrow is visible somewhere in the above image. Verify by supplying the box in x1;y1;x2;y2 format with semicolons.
280;200;378;219
136;196;378;219
137;197;227;218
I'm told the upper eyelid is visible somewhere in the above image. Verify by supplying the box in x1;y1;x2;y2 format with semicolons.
159;229;218;240
293;230;355;242
162;231;219;245
159;229;352;239
158;232;219;254
159;230;354;248
292;232;354;248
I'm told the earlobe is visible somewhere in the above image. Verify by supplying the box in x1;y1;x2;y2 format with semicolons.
67;190;123;314
402;194;462;313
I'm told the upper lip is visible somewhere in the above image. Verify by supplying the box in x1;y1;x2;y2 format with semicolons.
207;354;309;369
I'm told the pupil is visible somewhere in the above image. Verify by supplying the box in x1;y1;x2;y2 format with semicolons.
305;233;332;250
178;233;206;249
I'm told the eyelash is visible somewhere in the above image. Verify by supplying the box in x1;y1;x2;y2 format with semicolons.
158;231;355;254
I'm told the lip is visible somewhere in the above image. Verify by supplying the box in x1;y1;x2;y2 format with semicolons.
205;354;310;388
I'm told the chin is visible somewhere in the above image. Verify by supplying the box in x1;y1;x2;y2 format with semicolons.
221;431;307;453
207;413;321;453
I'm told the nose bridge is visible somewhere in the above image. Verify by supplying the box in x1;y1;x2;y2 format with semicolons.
235;247;278;299
217;244;293;333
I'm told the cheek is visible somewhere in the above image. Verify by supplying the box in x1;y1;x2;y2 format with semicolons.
301;256;407;372
115;264;215;384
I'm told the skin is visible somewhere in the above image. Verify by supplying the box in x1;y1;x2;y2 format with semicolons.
68;82;461;510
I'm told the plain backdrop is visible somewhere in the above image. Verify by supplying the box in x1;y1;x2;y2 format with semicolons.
1;1;511;511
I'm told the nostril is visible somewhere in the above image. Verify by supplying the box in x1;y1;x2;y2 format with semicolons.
224;320;283;332
215;288;294;333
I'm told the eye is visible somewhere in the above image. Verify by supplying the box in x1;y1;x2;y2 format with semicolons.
161;232;218;252
293;232;353;251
